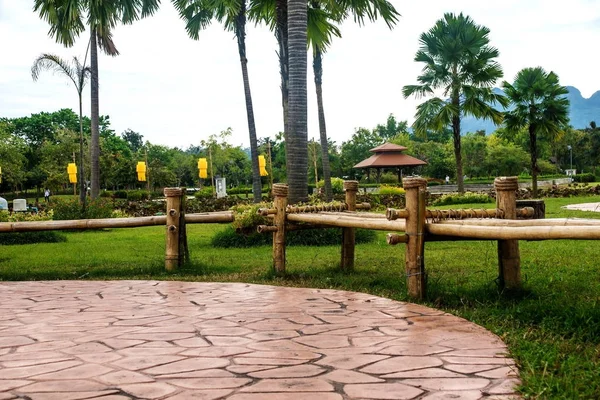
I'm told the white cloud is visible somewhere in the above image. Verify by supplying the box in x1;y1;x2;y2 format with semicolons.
0;0;598;149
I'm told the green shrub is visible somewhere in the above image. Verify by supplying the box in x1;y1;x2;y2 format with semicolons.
127;190;150;201
432;192;493;206
194;187;214;199
113;190;128;199
572;173;595;183
317;177;344;194
379;172;399;184
0;231;67;245
100;190;112;198
211;226;377;248
52;198;114;220
378;185;405;195
0;210;53;222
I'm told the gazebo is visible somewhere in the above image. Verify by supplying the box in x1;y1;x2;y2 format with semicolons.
353;142;427;183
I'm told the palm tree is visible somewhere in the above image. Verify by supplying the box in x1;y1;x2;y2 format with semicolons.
32;53;90;206
309;0;399;201
286;0;309;203
173;0;263;203
34;0;160;199
403;13;507;194
502;67;570;197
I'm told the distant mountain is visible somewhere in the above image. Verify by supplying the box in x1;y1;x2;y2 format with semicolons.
461;86;600;134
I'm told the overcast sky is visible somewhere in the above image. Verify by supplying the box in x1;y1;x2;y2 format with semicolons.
1;0;599;149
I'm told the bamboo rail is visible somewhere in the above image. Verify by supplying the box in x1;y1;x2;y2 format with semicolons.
257;224;330;233
426;223;600;241
433;218;600;227
258;202;370;216
0;212;234;233
386;233;409;245
386;207;534;221
286;213;406;231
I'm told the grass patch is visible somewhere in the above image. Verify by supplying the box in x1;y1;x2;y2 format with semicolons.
1;196;600;397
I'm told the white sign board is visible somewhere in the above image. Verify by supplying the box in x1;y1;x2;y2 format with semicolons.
215;177;227;198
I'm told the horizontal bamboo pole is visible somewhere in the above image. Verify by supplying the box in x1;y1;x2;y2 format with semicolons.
386;207;534;221
321;211;387;219
387;208;409;220
386;233;408;245
287;213;406;231
434;218;600;227
0;212;234;233
426;223;600;240
257;224;331;233
259;203;371;216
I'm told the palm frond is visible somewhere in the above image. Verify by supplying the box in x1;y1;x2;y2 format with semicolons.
31;53;77;86
402;84;433;100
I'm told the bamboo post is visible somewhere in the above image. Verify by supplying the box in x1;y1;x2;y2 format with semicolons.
179;188;190;264
341;181;358;270
495;176;521;290
272;184;288;275
164;187;182;271
403;177;427;299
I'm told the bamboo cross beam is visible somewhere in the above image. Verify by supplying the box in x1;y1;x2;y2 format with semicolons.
0;212;234;233
433;218;600;227
258;202;371;216
387;207;534;221
386;233;409;245
286;213;406;231
257;224;331;233
426;223;600;240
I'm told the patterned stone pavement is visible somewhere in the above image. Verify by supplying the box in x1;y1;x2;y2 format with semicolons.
0;281;519;399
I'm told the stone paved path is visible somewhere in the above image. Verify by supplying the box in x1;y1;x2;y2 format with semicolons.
0;281;519;399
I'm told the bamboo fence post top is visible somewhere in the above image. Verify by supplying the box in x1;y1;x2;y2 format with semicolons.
343;180;359;194
402;177;427;190
494;176;519;192
272;183;288;198
164;187;183;197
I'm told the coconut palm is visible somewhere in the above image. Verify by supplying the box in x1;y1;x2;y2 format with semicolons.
502;67;570;197
173;0;263;203
403;13;508;194
32;53;90;206
309;0;399;201
34;0;160;199
286;0;309;203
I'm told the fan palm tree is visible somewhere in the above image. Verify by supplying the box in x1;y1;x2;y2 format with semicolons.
309;0;399;201
502;67;570;197
286;0;309;203
403;13;508;194
32;53;90;206
173;0;263;203
34;0;160;199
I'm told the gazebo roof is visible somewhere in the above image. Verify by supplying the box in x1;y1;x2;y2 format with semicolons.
353;142;427;169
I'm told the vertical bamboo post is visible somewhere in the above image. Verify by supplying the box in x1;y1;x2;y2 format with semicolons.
341;180;358;270
403;177;427;299
178;188;190;264
272;184;288;275
495;176;521;290
164;187;182;271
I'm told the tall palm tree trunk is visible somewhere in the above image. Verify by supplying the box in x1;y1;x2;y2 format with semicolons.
529;124;538;197
313;48;332;201
287;0;309;204
452;115;464;194
78;94;86;207
276;0;289;140
90;29;100;199
235;4;262;203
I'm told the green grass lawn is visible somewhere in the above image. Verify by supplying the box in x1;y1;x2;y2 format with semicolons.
1;196;600;398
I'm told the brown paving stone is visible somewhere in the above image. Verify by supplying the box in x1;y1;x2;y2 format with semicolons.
420;391;485;400
23;390;120;400
119;382;177;399
323;370;385;384
361;356;444;374
169;377;252;389
402;378;491;391
143;358;230;375
248;364;326;378
228;394;343;400
344;383;423;399
239;378;334;392
0;281;520;399
165;389;235;400
96;370;156;385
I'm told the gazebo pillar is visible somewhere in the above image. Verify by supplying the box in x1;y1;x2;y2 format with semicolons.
376;168;381;183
